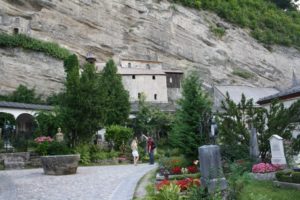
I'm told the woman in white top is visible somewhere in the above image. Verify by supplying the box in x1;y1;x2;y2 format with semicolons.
131;137;139;166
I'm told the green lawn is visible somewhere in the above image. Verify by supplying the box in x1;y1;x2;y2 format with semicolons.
239;180;300;200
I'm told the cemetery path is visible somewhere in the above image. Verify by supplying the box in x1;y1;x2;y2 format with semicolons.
0;164;157;200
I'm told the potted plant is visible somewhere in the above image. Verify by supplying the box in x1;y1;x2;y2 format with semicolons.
34;136;80;175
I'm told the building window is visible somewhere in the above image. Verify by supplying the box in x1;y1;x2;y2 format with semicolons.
138;93;141;99
169;77;173;83
13;28;19;34
154;94;157;100
128;63;131;68
15;17;20;24
146;64;150;69
132;75;135;79
152;75;155;80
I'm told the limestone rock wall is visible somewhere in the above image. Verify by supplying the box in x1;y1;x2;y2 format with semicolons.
0;0;300;96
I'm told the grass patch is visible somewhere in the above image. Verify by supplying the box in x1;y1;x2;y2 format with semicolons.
0;33;71;60
210;26;226;38
239;180;300;200
232;69;255;79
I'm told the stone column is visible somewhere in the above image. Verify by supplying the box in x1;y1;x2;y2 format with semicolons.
249;128;260;163
199;145;227;193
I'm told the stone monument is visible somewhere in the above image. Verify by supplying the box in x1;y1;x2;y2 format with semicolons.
55;128;64;142
249;128;260;162
199;145;227;193
269;135;287;165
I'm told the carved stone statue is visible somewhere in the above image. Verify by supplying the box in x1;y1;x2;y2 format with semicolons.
55;128;64;142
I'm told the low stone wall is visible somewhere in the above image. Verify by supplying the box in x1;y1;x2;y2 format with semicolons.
249;172;276;181
0;152;30;169
273;181;300;190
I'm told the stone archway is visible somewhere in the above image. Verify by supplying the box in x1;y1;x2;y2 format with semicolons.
16;113;36;139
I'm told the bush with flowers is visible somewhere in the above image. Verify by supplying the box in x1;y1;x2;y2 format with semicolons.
33;136;71;156
252;163;282;173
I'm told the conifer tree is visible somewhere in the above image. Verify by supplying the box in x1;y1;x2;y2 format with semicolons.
169;74;211;159
100;59;130;126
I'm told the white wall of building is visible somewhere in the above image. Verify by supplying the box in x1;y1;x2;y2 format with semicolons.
122;74;168;102
261;97;300;111
0;107;36;119
121;60;162;70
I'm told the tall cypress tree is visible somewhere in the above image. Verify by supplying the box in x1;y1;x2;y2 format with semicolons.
61;55;103;145
100;59;130;126
61;54;81;146
169;73;211;159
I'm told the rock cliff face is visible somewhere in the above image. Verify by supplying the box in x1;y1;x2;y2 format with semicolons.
0;0;300;97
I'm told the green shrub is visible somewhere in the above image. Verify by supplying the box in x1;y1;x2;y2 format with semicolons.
291;172;300;183
74;144;91;165
221;144;249;162
46;141;71;155
168;173;201;180
34;141;70;156
159;156;188;170
0;33;70;60
210;26;226;38
155;183;182;200
105;125;133;150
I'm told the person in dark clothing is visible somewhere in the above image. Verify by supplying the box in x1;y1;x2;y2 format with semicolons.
142;134;155;164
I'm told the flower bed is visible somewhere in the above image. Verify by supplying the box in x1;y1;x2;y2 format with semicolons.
156;178;200;192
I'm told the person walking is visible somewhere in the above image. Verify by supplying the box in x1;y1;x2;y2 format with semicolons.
142;134;155;165
131;137;139;166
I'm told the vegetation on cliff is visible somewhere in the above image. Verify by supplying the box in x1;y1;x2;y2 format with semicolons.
0;33;70;59
172;0;300;48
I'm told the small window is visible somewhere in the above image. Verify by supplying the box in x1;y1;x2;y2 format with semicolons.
132;75;135;79
152;75;155;80
138;93;141;99
15;17;20;24
128;63;131;68
154;94;157;100
146;64;150;69
169;77;173;83
13;28;19;34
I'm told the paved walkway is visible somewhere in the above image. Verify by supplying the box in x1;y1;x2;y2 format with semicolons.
0;164;157;200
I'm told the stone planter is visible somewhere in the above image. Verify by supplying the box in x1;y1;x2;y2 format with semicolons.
250;172;276;181
41;154;80;175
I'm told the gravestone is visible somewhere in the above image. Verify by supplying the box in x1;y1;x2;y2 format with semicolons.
269;135;287;165
199;145;227;193
249;128;260;162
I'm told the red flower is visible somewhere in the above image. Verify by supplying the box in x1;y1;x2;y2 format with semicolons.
187;165;198;174
156;179;170;190
171;166;182;174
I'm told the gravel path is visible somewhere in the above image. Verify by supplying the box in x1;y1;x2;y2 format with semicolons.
0;164;157;200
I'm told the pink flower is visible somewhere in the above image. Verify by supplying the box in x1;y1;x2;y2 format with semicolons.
34;136;53;143
252;163;282;173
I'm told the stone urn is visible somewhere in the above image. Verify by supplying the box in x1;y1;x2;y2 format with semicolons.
41;154;80;175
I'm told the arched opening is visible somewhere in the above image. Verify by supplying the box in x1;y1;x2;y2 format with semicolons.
13;27;19;34
16;113;36;137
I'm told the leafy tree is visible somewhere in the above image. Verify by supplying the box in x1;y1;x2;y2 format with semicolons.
99;59;130;126
34;110;63;138
169;73;212;159
134;93;173;140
